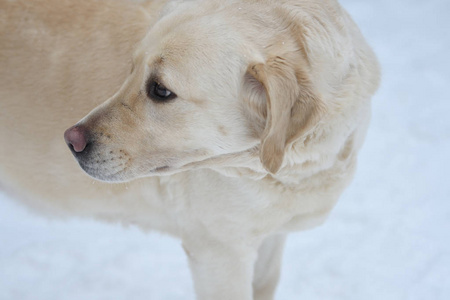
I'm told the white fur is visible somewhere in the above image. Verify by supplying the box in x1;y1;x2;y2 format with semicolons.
0;0;379;299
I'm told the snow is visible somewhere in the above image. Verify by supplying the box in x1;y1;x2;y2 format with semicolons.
1;0;449;299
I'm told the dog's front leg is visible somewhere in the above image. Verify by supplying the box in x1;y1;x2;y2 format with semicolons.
183;239;258;300
253;234;287;300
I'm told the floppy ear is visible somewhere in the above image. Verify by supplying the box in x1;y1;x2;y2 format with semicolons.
245;56;325;174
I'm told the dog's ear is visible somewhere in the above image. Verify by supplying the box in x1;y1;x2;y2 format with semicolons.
245;56;325;174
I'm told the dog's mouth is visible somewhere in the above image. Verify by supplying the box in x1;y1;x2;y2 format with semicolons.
76;157;132;182
68;136;260;182
70;145;216;182
146;147;263;176
77;160;172;182
151;165;170;172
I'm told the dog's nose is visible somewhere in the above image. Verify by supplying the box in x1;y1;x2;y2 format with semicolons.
64;125;88;153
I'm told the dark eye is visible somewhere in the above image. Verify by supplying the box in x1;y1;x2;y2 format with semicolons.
147;81;177;102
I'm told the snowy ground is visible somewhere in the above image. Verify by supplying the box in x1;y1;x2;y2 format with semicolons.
1;0;449;299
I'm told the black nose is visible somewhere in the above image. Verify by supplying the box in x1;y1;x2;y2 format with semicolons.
64;125;88;153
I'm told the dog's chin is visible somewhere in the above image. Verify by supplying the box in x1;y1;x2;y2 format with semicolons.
77;158;193;183
76;149;254;183
77;160;133;183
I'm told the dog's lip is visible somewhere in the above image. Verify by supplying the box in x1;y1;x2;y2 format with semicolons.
150;165;171;172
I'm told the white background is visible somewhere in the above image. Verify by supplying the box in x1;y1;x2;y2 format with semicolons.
1;0;449;299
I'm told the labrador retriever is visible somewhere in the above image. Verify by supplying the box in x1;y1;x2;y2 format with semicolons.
0;0;380;299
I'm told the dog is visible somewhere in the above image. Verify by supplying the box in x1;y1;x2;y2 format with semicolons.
0;0;380;299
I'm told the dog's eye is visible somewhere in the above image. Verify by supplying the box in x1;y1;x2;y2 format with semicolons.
147;81;177;102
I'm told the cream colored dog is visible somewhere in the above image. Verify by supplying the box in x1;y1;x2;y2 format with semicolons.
0;0;380;299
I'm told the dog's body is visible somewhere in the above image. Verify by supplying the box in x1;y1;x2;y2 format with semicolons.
0;0;379;299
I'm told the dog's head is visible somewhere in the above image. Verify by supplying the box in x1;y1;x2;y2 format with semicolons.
64;2;326;182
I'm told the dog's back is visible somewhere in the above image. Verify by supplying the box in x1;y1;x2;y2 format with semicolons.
0;0;158;216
